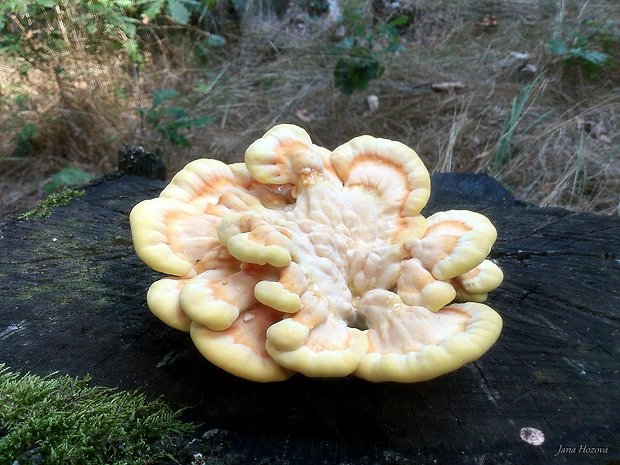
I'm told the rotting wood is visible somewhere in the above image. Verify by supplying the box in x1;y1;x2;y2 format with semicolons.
0;173;618;465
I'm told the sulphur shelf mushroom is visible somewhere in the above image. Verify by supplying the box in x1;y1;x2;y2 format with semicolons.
130;124;504;382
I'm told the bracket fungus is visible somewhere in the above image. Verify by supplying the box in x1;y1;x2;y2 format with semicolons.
130;124;504;382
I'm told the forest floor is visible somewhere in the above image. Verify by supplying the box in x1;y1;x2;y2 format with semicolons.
1;0;618;217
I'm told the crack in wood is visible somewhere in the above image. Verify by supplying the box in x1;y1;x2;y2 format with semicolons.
0;319;27;339
527;391;558;437
517;283;541;304
470;362;501;407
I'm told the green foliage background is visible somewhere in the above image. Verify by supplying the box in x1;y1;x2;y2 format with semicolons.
0;0;618;214
0;0;206;62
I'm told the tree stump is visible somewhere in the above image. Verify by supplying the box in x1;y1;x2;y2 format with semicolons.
1;173;618;465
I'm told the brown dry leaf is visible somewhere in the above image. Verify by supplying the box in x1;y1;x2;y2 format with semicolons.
295;109;314;123
475;15;499;28
363;95;380;117
582;120;610;142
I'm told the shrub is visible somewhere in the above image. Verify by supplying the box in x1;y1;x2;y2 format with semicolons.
331;5;408;94
0;0;207;65
548;19;619;78
138;87;213;149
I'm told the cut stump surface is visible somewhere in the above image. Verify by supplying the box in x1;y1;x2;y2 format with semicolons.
1;173;618;465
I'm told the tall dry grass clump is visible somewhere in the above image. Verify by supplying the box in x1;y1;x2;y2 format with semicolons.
0;0;139;211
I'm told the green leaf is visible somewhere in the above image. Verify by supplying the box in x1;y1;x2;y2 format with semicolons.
571;34;589;49
123;37;141;62
548;38;568;56
578;49;609;66
385;42;403;53
167;0;191;24
137;0;165;20
12;123;39;158
162;127;191;147
334;55;384;95
144;109;162;124
152;88;179;107
338;37;356;49
202;0;217;10
203;33;226;48
572;49;609;78
387;15;409;27
231;0;246;15
45;168;95;193
179;114;213;127
167;105;188;119
85;20;98;35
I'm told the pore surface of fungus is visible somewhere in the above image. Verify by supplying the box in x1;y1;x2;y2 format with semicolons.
130;125;504;382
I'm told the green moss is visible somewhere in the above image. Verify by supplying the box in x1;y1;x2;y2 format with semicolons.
19;188;86;220
0;365;194;465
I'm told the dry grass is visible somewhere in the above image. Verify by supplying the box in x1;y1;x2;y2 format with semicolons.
1;0;618;216
0;50;135;212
